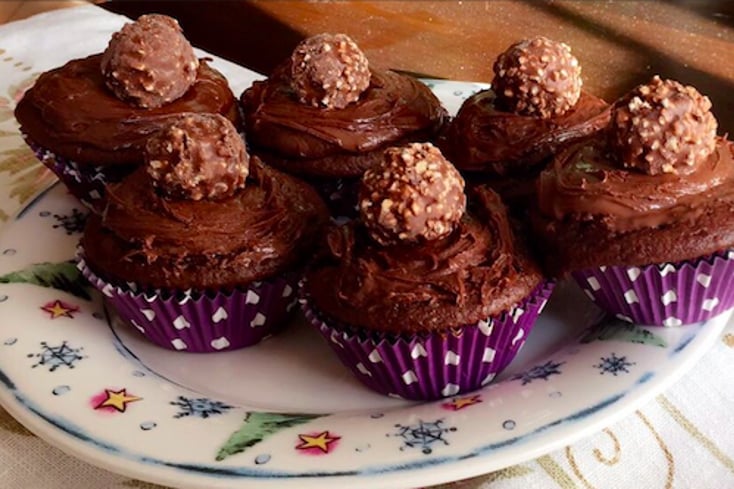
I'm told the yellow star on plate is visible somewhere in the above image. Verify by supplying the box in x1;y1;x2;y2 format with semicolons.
95;388;142;413
41;300;79;319
444;394;482;411
296;431;340;453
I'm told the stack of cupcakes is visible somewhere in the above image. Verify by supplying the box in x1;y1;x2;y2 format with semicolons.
15;14;240;210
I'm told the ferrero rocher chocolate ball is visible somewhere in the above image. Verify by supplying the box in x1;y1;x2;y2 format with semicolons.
492;36;582;119
101;14;199;109
610;76;717;175
359;142;466;246
290;33;370;109
145;113;248;201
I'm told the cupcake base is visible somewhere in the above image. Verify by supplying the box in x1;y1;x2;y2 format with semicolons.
78;250;298;352
572;250;734;327
301;280;555;400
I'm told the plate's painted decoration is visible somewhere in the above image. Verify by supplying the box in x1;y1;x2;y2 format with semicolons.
40;299;79;319
0;262;92;300
50;207;86;235
216;412;322;461
594;353;635;376
442;394;483;411
512;360;565;385
93;388;142;413
581;317;668;347
28;341;85;372
296;430;341;455
391;419;457;455
170;396;232;419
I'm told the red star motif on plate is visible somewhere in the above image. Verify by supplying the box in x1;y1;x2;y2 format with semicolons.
296;431;340;454
442;394;482;411
41;300;79;319
94;388;142;413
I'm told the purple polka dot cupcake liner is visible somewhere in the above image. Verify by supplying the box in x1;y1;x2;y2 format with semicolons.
77;248;298;352
23;134;135;212
300;280;555;400
572;249;734;327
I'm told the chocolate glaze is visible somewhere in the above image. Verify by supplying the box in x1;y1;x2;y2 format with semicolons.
15;54;239;166
241;62;447;177
443;89;610;175
534;137;734;273
306;187;544;334
82;158;328;290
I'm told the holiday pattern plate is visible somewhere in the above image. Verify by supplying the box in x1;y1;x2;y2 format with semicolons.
0;81;729;489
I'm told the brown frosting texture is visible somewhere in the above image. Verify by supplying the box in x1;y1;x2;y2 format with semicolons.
492;37;582;119
15;54;239;166
359;143;466;245
146;113;248;201
307;187;544;333
82;159;328;290
611;76;717;175
101;14;199;109
241;63;447;176
290;33;370;109
538;137;734;233
444;89;609;174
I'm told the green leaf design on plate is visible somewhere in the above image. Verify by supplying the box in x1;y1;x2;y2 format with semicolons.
580;317;667;347
0;261;92;300
216;412;323;461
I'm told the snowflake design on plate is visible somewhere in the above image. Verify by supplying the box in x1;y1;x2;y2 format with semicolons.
170;396;233;419
511;359;565;385
52;208;87;235
28;341;84;372
594;353;635;376
390;419;456;454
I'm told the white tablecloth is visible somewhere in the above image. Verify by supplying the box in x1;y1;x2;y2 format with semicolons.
0;5;732;489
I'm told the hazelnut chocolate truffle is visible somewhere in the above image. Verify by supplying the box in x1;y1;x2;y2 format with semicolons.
15;14;240;208
101;14;199;109
301;143;552;399
241;32;447;215
78;113;329;351
533;76;734;326
441;36;609;208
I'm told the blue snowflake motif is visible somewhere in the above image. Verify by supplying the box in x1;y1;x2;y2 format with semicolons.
594;353;635;376
390;419;456;454
27;341;84;372
52;208;87;235
170;396;232;419
512;359;565;385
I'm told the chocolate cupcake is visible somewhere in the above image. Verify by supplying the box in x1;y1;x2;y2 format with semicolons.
301;143;553;399
534;76;734;326
15;14;240;209
241;33;447;216
78;113;328;352
441;37;610;209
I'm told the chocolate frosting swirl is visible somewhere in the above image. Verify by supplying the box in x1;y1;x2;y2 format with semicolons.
306;187;543;333
15;54;239;166
82;158;328;290
443;89;609;175
538;137;734;232
241;63;447;176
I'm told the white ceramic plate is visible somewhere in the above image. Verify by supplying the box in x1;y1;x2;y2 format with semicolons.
0;81;729;489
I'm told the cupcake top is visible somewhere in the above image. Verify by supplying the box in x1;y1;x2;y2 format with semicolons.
82;113;328;290
241;33;447;177
442;36;609;175
306;143;544;333
15;14;239;166
535;76;734;272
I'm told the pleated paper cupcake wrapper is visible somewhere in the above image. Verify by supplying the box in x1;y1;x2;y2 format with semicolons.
77;251;298;352
24;134;135;212
301;280;555;400
572;249;734;327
